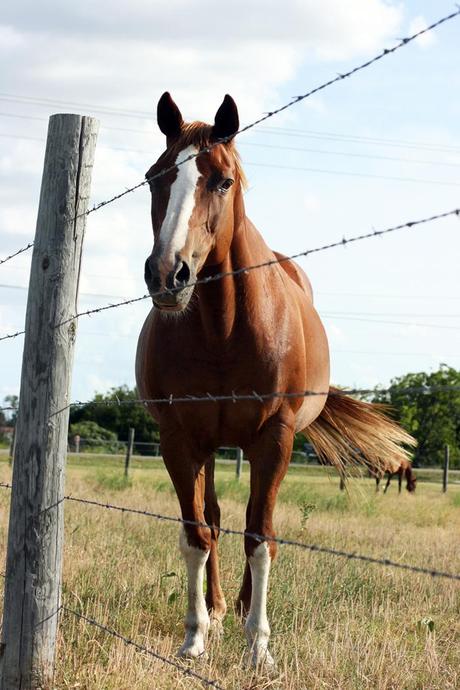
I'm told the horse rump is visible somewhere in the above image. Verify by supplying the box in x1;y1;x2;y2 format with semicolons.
303;386;416;476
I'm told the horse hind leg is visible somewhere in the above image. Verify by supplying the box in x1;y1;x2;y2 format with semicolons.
204;456;227;626
236;498;253;617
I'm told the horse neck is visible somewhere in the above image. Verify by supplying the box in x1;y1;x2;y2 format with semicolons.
196;190;263;341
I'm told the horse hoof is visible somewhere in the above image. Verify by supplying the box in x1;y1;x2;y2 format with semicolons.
209;618;224;638
248;647;276;672
178;643;206;659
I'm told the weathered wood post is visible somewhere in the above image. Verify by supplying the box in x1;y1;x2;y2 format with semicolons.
0;114;99;690
442;444;449;493
124;428;135;478
339;475;346;491
236;447;243;480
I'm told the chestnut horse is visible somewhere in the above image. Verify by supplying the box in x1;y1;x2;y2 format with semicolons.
376;457;417;493
136;93;414;667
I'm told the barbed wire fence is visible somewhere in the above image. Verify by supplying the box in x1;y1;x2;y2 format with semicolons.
1;8;460;689
1;7;459;269
0;481;456;582
1;205;459;343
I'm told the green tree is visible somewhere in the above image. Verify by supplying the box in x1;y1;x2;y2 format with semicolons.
3;395;18;425
371;365;460;468
69;420;118;453
69;385;159;444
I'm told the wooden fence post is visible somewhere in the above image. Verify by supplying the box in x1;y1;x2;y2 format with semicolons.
0;114;99;690
442;444;449;493
125;428;135;478
236;447;243;480
339;475;346;491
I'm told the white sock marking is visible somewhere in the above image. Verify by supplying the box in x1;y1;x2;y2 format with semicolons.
245;542;275;667
159;145;201;264
178;529;210;658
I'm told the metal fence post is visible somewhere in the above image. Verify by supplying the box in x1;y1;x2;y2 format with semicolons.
125;428;135;478
236;447;243;480
442;444;449;493
0;114;99;690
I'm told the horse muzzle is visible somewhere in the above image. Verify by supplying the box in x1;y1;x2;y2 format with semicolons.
144;255;194;312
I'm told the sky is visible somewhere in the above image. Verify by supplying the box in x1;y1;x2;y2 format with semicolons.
1;0;459;405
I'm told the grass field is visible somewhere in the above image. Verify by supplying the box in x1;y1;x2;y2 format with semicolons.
0;456;459;690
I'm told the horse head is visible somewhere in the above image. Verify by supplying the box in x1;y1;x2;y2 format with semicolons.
405;465;417;492
144;92;245;312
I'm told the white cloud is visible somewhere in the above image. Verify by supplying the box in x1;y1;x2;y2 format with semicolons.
408;15;438;49
0;25;24;51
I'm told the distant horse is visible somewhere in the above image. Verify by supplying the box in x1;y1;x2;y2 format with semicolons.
136;93;415;667
376;457;417;494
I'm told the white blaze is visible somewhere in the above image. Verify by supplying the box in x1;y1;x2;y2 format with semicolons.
159;145;201;263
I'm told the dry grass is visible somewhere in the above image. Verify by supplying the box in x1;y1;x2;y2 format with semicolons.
0;458;459;690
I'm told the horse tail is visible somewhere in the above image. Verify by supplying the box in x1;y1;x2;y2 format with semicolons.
303;386;416;476
405;465;417;492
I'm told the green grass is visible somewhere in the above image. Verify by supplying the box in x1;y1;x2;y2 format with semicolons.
0;458;459;689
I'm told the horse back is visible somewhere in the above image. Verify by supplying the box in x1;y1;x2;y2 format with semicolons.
273;251;314;303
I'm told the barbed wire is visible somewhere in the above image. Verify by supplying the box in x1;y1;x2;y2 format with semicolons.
62;607;225;689
0;482;458;582
78;9;460;220
2;8;458;269
1;205;458;344
0;242;34;266
1;384;459;415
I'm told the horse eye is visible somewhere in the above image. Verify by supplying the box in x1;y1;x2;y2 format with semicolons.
217;178;234;193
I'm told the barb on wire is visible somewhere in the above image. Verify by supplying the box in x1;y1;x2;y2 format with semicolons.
0;328;26;342
0;242;34;266
0;482;458;581
79;9;460;220
62;607;225;688
1;206;458;344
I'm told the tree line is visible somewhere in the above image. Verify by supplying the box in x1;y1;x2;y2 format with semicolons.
1;366;458;467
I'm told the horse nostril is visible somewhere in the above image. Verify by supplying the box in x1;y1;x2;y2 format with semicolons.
144;258;153;282
175;261;190;287
144;257;161;293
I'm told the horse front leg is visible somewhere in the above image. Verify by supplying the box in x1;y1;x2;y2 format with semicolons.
204;455;227;625
243;416;294;668
161;438;211;659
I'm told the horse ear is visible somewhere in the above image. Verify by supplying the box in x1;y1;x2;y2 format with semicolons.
212;94;239;141
157;92;183;139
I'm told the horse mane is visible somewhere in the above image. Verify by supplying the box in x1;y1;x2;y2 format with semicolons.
169;121;248;191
